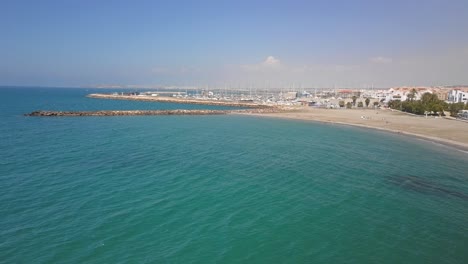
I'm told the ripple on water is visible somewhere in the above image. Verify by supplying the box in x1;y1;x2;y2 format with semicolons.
1;88;468;263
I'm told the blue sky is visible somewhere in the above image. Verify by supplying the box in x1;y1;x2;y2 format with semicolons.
1;0;468;88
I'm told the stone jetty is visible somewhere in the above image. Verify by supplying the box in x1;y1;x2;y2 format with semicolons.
26;109;229;117
25;108;285;117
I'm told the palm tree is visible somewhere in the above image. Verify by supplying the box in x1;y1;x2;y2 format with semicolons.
365;98;370;107
352;95;357;106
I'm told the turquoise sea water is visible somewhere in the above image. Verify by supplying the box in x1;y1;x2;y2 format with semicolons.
1;87;467;263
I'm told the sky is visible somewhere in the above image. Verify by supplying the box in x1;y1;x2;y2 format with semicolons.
1;0;468;88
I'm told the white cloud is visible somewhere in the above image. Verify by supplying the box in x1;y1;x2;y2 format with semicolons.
241;56;282;72
147;48;468;88
262;56;281;67
369;56;393;64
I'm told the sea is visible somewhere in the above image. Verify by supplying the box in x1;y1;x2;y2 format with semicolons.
1;87;467;263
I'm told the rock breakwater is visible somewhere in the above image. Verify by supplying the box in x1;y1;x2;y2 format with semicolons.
26;110;229;117
25;108;285;117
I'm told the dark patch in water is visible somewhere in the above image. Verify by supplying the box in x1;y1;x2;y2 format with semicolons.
386;175;468;201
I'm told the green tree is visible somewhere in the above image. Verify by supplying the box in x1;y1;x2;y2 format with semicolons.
402;101;413;113
357;101;364;107
414;101;425;115
421;93;442;115
365;98;370;107
391;91;450;116
352;96;357;106
346;102;352;109
388;100;402;110
449;102;465;117
421;93;439;105
435;105;445;116
339;100;345;108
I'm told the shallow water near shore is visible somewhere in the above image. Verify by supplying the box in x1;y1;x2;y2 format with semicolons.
1;87;468;263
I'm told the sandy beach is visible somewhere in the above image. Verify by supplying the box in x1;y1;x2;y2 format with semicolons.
241;107;468;152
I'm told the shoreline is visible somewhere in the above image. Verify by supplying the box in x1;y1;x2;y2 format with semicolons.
235;109;468;153
31;93;468;153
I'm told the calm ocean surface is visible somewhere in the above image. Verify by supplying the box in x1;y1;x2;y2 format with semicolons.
1;87;467;263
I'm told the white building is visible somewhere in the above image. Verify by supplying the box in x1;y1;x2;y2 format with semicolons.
385;88;407;102
448;90;468;104
385;88;433;103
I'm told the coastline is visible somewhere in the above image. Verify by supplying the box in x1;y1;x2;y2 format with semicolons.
37;93;468;152
235;108;468;153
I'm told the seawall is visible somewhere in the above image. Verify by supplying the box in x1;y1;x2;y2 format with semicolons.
26;110;229;116
87;93;271;109
25;108;285;117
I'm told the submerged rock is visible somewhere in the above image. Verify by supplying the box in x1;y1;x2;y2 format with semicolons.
386;175;468;200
